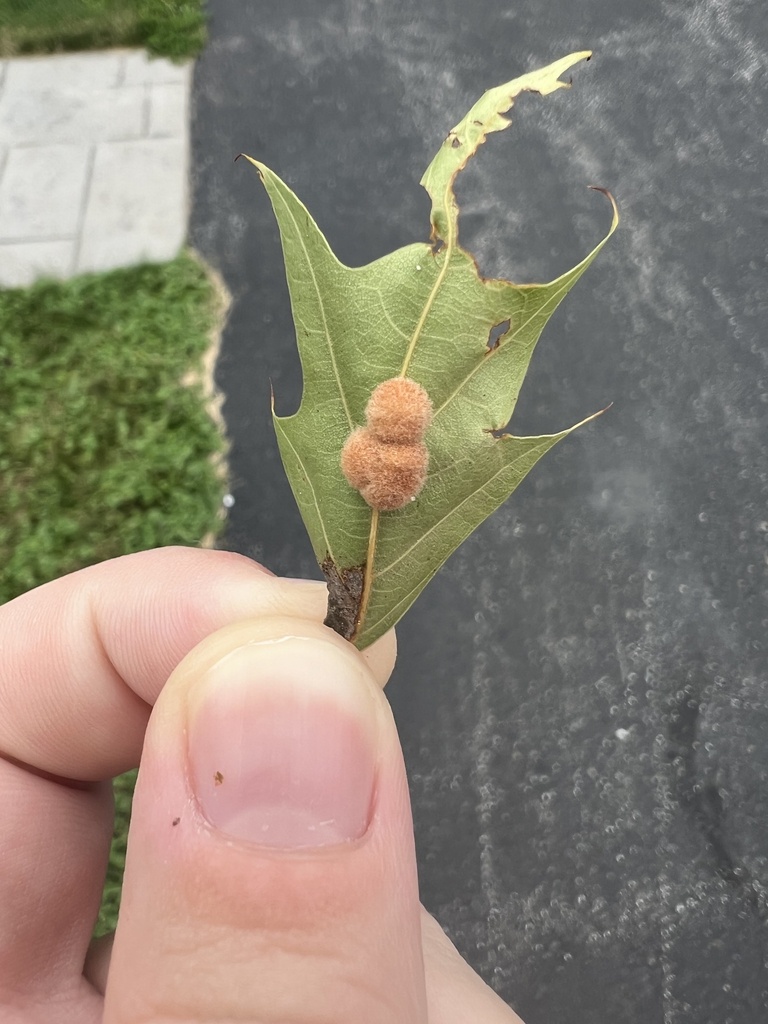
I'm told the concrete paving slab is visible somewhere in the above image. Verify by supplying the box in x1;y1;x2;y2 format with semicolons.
0;49;192;287
77;138;187;274
124;51;191;86
0;240;74;288
0;144;91;240
0;85;145;147
2;51;123;92
148;82;189;138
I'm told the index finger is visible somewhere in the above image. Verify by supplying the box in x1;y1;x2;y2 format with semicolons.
0;546;396;782
0;546;396;1006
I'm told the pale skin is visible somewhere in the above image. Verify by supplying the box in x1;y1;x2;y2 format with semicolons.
0;546;524;1023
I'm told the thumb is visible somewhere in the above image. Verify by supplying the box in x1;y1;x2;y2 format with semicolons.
104;616;426;1024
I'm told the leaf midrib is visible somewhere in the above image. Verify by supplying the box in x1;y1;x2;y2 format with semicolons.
398;242;452;377
358;179;457;637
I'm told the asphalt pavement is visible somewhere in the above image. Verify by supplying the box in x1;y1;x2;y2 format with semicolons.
189;3;768;1023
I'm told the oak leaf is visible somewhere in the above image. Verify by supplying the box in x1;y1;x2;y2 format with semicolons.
241;52;617;649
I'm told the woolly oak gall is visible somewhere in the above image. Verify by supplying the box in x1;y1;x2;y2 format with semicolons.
341;377;433;510
365;376;433;444
341;428;429;511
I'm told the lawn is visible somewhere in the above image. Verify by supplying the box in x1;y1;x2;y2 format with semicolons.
0;252;228;932
0;252;227;605
0;0;207;59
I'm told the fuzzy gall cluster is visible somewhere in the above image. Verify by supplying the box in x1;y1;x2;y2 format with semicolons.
340;377;433;511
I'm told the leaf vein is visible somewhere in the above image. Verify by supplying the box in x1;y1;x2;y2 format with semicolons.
431;275;573;419
275;421;335;561
271;181;354;429
376;437;555;579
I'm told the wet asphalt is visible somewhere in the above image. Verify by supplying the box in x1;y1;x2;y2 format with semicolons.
189;2;768;1020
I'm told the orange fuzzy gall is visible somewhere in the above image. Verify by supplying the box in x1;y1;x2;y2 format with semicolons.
365;377;433;445
339;427;375;490
341;430;429;510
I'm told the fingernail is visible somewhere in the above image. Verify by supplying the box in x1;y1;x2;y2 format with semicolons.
186;637;379;848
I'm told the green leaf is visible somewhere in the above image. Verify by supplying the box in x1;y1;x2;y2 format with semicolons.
241;52;618;650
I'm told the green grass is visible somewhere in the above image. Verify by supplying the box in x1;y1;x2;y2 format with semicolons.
0;252;227;605
0;0;207;59
1;253;228;934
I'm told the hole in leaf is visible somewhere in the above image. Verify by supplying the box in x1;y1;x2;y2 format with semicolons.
450;135;461;148
486;319;511;352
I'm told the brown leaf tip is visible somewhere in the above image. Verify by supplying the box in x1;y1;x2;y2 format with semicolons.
341;377;433;511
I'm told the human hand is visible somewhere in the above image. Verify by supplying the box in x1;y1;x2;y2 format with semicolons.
0;546;522;1022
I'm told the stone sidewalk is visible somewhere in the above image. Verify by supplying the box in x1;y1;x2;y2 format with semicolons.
0;49;191;288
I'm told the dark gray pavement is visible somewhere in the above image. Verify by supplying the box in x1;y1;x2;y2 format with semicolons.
189;2;768;1021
